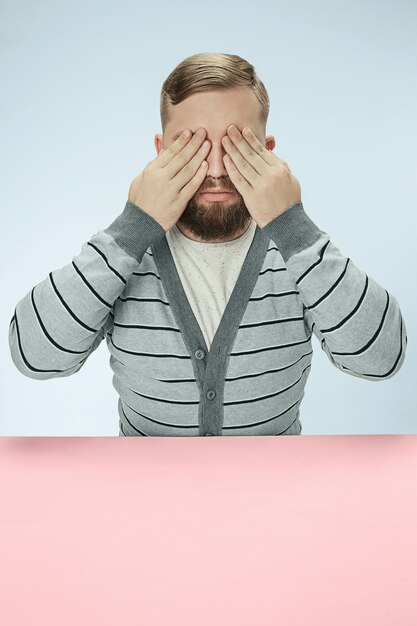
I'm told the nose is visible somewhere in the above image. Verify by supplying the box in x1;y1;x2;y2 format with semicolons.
204;139;229;180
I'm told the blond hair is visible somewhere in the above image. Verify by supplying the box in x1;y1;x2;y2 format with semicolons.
160;52;270;134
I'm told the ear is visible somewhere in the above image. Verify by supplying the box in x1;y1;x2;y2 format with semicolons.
155;133;164;155
265;135;276;152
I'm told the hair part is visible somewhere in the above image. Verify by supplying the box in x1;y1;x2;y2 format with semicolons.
160;52;270;136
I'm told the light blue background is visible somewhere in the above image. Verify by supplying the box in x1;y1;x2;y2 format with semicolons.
1;0;415;435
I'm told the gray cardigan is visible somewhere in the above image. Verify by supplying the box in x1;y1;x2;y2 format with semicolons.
8;200;407;436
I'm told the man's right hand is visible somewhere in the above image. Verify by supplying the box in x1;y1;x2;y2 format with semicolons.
128;127;211;231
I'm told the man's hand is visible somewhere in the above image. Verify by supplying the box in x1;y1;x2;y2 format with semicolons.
128;128;210;231
221;125;301;228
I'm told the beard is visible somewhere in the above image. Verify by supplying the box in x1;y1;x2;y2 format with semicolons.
176;181;252;242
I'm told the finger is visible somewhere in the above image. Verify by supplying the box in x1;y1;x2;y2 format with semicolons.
157;130;190;165
230;126;276;170
223;136;258;187
180;158;208;198
223;153;252;195
176;139;210;187
160;129;207;174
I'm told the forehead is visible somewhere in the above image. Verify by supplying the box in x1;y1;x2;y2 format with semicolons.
167;88;260;139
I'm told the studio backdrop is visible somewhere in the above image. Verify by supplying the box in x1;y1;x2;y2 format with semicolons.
1;0;415;435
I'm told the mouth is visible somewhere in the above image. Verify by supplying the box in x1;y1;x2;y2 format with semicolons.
200;191;235;200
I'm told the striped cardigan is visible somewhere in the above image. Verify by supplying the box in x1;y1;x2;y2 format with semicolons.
8;200;407;436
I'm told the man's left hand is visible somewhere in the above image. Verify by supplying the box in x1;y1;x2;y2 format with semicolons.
222;125;302;228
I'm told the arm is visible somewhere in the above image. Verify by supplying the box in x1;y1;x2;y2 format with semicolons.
262;202;407;381
8;201;166;380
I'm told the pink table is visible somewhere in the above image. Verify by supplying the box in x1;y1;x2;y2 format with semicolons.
1;435;416;626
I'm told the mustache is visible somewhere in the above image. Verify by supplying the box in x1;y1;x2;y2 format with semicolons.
200;182;235;193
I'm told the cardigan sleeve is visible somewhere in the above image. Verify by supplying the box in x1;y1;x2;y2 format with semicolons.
8;201;166;380
262;201;407;381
